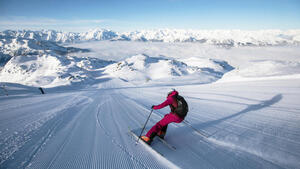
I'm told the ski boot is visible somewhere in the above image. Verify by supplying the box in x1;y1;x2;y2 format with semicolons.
140;136;152;145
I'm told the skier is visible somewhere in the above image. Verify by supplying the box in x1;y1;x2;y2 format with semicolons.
141;90;188;145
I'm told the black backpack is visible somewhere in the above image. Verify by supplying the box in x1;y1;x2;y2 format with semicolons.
174;95;188;118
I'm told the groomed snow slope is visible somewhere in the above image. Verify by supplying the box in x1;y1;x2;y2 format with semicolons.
1;78;300;169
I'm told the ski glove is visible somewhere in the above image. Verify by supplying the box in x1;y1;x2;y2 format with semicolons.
151;105;155;109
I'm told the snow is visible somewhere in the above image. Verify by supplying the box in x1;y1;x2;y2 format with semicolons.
1;30;300;169
103;54;232;85
217;60;300;83
0;36;112;87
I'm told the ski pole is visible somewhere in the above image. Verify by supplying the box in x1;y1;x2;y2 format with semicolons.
137;109;153;143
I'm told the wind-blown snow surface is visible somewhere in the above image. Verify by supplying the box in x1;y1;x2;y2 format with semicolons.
1;41;300;169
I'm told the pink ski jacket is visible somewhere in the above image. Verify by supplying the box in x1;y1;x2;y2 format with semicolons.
152;91;179;113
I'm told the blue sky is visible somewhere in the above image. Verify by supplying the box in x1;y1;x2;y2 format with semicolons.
0;0;299;32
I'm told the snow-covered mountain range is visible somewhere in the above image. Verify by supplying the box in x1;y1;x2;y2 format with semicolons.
0;28;239;87
1;28;300;88
0;31;233;87
0;34;113;87
1;29;300;46
104;54;233;85
0;47;233;87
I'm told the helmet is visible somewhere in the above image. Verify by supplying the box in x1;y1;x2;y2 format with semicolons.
167;89;178;96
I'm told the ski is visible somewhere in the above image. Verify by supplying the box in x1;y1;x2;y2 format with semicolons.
183;120;209;138
157;137;176;151
128;129;165;156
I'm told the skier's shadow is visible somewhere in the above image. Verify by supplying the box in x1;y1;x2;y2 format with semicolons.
174;94;283;138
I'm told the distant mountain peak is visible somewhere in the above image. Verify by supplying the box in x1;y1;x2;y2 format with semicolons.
1;29;300;46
